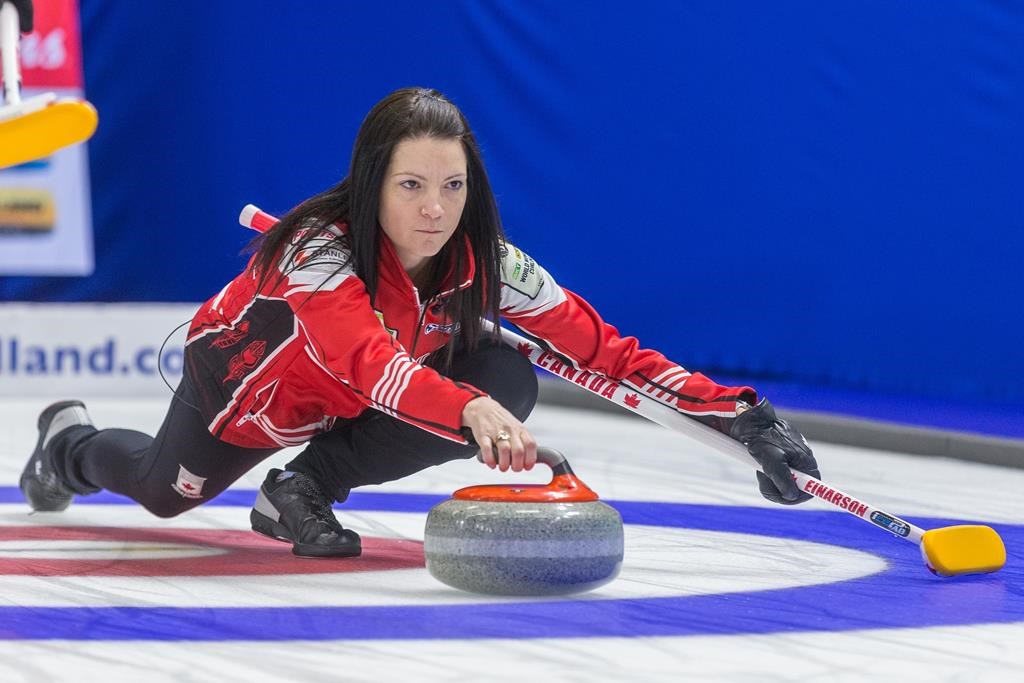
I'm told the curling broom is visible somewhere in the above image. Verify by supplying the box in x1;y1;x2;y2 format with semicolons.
493;323;1006;578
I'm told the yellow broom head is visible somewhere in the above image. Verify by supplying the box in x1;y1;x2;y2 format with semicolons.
921;525;1006;577
0;98;98;168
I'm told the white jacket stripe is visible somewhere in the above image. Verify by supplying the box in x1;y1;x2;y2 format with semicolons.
382;357;416;414
371;355;405;416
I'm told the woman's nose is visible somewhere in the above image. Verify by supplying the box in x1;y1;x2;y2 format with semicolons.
421;201;444;219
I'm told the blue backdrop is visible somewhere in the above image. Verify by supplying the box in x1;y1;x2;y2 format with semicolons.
3;1;1022;407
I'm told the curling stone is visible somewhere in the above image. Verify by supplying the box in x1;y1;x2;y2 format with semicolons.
423;447;623;596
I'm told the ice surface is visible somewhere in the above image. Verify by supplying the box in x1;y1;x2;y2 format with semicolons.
0;397;1021;682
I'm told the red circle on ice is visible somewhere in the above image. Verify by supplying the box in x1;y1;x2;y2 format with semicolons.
0;526;424;577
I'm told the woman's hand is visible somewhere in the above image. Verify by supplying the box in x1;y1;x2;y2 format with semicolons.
461;396;537;472
730;398;820;504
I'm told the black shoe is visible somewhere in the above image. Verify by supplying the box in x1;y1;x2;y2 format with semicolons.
250;469;362;558
20;401;93;512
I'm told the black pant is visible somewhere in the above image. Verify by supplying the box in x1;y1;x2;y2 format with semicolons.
52;339;538;517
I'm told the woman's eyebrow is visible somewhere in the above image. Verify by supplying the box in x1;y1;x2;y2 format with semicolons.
391;171;468;180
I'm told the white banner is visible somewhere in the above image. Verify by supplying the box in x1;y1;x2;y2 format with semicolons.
0;303;197;397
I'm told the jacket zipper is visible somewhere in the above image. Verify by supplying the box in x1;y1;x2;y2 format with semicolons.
410;299;430;357
235;380;279;427
409;280;456;358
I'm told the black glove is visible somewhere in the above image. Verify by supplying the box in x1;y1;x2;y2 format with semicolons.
729;398;820;505
5;0;33;33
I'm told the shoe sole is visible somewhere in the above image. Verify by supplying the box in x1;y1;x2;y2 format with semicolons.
19;400;86;512
250;504;362;558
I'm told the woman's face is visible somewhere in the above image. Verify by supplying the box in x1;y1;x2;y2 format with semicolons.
379;136;468;278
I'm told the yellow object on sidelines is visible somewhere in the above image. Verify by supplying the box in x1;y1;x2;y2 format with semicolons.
921;524;1007;577
0;96;98;168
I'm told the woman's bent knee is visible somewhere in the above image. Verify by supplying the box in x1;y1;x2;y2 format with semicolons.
501;347;539;421
139;493;201;519
460;342;539;421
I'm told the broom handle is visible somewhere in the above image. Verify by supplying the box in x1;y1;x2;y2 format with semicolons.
0;1;22;106
238;203;927;544
490;320;927;544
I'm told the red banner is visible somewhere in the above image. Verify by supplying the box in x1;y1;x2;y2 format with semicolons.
19;0;83;89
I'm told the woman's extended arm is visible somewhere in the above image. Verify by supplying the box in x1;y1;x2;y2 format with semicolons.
496;242;819;503
496;243;755;431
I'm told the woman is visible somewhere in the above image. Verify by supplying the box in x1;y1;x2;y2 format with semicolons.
21;88;819;558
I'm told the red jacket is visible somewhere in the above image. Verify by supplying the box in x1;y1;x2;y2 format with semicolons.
185;224;755;448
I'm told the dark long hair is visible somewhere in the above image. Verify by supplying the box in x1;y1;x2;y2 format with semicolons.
249;88;505;371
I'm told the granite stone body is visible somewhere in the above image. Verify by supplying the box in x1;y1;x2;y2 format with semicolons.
424;499;624;596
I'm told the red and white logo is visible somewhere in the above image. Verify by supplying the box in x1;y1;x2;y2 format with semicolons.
172;465;207;499
223;340;267;383
210;320;250;349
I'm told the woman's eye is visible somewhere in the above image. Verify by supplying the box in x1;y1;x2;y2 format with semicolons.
447;180;464;190
400;180;419;189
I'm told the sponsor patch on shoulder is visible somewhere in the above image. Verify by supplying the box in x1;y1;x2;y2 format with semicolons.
499;242;544;299
292;239;351;270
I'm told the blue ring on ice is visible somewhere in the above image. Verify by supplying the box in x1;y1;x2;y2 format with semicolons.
0;487;1020;641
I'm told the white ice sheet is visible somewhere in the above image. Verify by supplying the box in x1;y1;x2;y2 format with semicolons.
0;398;1020;682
